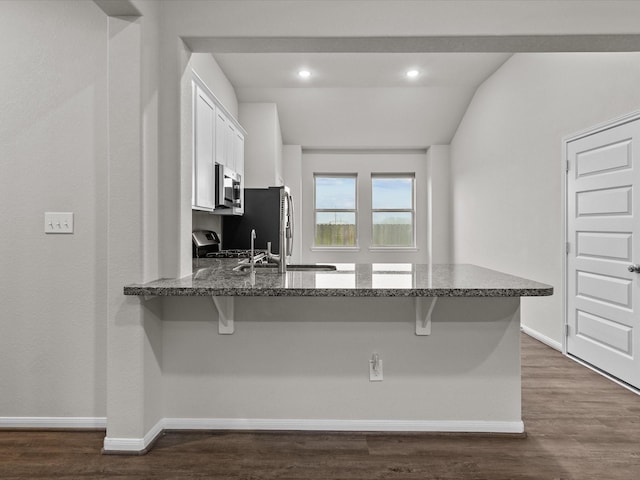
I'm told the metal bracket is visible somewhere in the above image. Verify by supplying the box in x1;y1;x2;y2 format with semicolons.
211;296;235;334
415;297;437;336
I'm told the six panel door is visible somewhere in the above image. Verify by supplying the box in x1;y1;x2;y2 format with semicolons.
567;118;640;389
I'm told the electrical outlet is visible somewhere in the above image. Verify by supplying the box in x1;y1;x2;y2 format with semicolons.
369;353;383;382
44;212;74;234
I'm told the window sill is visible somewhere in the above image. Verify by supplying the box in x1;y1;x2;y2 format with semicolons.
368;247;419;252
310;246;361;252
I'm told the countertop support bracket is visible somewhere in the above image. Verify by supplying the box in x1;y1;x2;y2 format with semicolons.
415;297;437;336
211;296;235;334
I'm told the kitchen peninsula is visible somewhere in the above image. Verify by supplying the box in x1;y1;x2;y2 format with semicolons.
125;259;552;298
116;261;552;453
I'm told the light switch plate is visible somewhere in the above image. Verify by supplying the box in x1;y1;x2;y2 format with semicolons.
369;357;383;382
44;212;74;234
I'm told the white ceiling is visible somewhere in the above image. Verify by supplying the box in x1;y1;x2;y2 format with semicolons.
214;53;512;88
211;52;511;148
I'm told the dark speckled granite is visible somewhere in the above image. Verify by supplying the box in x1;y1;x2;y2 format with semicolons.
123;259;553;297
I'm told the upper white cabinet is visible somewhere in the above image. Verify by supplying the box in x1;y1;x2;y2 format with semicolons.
193;85;215;211
192;75;246;215
215;109;229;169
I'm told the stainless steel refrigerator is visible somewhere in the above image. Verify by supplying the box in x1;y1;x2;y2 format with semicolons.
222;186;293;256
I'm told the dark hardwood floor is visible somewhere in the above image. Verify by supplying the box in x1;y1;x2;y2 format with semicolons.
1;334;639;479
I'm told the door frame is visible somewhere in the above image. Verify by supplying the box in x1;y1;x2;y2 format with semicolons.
562;109;640;391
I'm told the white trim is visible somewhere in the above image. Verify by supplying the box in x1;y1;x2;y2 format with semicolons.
162;417;524;434
563;110;640;144
561;131;569;354
521;325;562;352
0;417;106;429
368;247;419;252
102;417;524;453
103;418;164;453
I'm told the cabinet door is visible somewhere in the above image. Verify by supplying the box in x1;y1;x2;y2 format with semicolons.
226;122;237;171
215;110;228;168
232;129;244;214
234;130;244;175
193;85;215;210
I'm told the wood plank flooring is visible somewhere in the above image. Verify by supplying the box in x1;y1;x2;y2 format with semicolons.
1;334;639;479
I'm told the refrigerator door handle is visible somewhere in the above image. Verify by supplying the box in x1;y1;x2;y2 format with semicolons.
286;193;294;256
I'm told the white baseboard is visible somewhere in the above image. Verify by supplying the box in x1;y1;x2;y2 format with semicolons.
162;417;524;434
521;325;562;351
100;417;526;453
1;415;523;454
0;417;106;429
103;417;164;453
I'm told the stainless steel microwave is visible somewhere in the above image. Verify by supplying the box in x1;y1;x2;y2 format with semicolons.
215;163;241;209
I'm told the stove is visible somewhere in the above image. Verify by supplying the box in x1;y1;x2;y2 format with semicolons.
206;249;266;259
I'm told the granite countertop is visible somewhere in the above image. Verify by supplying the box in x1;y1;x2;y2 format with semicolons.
123;259;553;297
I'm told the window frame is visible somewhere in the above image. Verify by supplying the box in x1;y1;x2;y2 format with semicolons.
313;173;359;249
370;173;416;248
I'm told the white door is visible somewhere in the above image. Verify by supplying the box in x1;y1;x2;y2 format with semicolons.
567;117;640;389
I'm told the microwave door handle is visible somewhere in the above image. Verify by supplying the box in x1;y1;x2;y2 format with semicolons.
215;165;224;207
286;194;294;256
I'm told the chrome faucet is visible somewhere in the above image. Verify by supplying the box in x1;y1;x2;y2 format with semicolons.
250;229;256;275
266;241;286;274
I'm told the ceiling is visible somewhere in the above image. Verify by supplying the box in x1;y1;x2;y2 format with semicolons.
212;52;512;149
214;53;512;88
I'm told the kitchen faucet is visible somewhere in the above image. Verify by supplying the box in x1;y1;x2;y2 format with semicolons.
250;229;256;275
266;241;286;274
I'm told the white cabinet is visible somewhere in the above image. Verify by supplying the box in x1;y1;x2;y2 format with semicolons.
192;84;215;211
233;128;245;215
192;77;245;214
215;109;229;169
216;115;243;172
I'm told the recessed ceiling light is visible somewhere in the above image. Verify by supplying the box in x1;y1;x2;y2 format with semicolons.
406;69;419;79
298;70;311;79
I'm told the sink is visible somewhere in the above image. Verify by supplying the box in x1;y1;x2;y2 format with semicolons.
233;263;336;273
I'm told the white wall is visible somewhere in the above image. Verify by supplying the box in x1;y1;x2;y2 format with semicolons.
238;103;284;188
301;152;429;264
427;145;451;264
450;52;640;345
0;1;108;418
161;296;523;425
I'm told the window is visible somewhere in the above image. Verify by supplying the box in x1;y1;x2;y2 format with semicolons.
314;175;357;247
371;174;415;247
